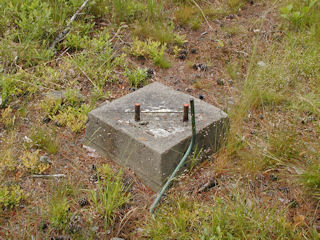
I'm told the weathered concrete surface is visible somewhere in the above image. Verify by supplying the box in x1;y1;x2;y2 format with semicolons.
84;82;228;191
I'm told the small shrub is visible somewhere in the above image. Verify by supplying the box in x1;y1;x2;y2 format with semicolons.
1;106;16;128
131;38;171;68
65;34;90;51
125;67;148;87
21;150;50;174
0;185;25;210
52;104;92;133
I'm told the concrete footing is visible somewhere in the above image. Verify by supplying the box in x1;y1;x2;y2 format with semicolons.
84;82;228;191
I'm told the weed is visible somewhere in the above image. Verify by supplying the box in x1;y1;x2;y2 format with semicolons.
28;127;59;154
21;150;50;174
134;21;186;45
88;164;130;226
48;192;70;230
0;185;25;210
0;148;16;172
226;0;245;11
301;163;320;198
125;67;148;87
281;0;320;30
1;106;16;128
175;5;201;30
65;33;90;51
131;38;171;68
145;190;308;239
52;104;92;133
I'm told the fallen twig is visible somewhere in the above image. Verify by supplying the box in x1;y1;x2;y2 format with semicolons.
191;0;214;32
50;0;90;50
31;174;66;178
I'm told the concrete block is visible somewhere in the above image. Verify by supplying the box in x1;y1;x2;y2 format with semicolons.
84;82;228;191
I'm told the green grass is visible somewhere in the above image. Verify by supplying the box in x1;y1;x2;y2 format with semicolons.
145;190;313;239
28;127;59;154
1;0;320;238
88;164;130;226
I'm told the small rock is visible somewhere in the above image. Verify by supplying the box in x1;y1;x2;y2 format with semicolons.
278;186;290;193
111;238;125;240
118;79;123;84
53;121;63;127
257;61;266;67
185;88;192;93
200;64;208;71
258;114;264;120
129;87;137;92
199;94;205;100
176;88;181;91
216;79;225;86
139;121;149;126
198;177;219;192
90;226;99;232
190;48;197;54
227;14;235;20
40;156;51;164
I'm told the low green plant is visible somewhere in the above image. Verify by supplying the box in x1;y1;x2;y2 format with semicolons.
281;0;319;29
125;67;148;87
145;191;310;239
88;164;130;226
301;163;320;198
29;127;59;154
131;38;171;68
65;34;90;51
41;88;92;133
21;150;50;174
0;185;25;210
52;104;92;133
48;193;70;230
134;21;186;45
1;106;16;128
175;5;201;30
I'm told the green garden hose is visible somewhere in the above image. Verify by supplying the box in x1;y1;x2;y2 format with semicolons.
150;99;196;214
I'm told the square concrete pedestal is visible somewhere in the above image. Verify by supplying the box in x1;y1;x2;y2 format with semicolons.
84;82;228;191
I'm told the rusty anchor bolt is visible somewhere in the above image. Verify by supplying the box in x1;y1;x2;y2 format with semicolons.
183;104;189;122
135;103;140;121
